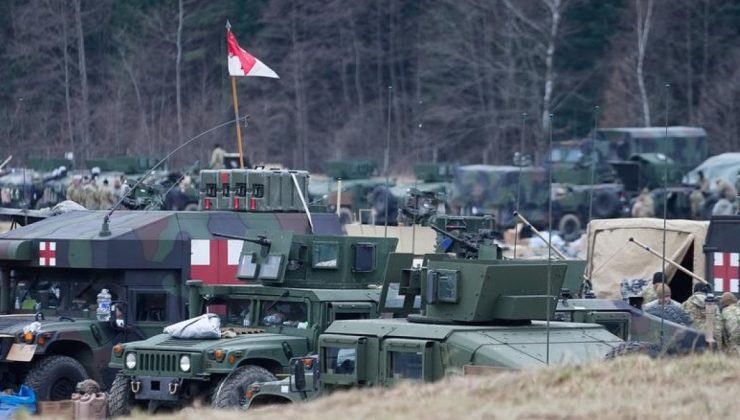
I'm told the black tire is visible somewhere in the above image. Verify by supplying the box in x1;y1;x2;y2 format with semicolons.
24;355;89;401
211;365;277;410
592;190;620;219
107;374;134;417
557;213;582;242
605;341;662;360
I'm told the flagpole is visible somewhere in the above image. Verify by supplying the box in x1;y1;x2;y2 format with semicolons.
230;76;245;169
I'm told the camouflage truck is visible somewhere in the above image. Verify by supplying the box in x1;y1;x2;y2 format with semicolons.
0;168;342;401
106;231;397;414
451;164;621;241
309;160;397;225
551;126;708;186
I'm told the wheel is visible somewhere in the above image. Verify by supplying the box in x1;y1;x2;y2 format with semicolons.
107;374;134;417
24;355;89;401
604;341;662;360
592;190;620;219
211;365;277;410
557;213;582;242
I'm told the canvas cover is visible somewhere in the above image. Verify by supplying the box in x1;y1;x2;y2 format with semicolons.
585;218;708;298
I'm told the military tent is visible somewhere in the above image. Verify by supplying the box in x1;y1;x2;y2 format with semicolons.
585;218;708;300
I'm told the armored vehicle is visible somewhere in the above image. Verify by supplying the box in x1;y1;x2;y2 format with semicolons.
107;231;397;414
0;168;341;401
245;252;624;407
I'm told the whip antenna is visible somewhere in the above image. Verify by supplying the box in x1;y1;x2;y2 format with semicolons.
587;106;600;222
659;83;671;348
384;85;392;238
546;113;554;365
514;112;527;259
99;116;248;236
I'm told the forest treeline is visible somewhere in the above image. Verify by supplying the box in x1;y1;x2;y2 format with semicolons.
2;0;740;172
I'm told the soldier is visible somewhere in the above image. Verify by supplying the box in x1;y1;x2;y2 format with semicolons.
720;292;738;311
716;178;738;201
721;298;740;355
97;179;116;210
641;272;664;303
643;284;692;326
82;176;100;210
631;188;655;218
65;176;83;204
682;282;723;345
210;143;225;169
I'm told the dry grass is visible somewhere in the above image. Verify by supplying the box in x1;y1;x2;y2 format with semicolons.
138;354;740;420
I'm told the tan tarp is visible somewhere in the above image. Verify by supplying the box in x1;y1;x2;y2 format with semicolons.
585;218;709;299
344;225;436;255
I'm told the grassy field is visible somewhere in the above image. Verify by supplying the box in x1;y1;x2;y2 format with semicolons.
140;354;738;420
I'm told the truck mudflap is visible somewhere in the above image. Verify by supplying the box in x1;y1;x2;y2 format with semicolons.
131;376;182;401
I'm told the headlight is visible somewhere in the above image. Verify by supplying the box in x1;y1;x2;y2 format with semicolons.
125;353;137;369
179;355;191;372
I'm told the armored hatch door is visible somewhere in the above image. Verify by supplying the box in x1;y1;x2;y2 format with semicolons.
236;231;293;284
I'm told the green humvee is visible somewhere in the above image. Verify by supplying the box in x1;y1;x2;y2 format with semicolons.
107;231;398;414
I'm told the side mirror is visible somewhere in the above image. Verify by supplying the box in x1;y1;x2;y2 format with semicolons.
290;358;306;392
111;303;126;329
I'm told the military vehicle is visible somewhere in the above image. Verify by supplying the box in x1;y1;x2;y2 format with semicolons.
449;164;604;238
703;215;740;295
0;168;341;401
549;127;709;224
244;245;624;406
106;231;397;414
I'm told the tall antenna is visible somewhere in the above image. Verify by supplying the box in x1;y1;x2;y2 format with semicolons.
660;83;671;347
546;113;554;365
384;85;393;238
587;106;600;222
514;112;527;259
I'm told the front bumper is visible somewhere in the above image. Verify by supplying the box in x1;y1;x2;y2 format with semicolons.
131;376;183;401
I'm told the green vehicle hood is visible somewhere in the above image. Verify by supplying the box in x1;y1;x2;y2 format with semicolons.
123;331;309;353
0;316;103;336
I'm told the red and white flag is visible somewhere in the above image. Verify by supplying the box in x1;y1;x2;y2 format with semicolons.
226;24;279;79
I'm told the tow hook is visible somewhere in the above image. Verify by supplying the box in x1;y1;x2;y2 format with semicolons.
131;380;141;393
168;381;179;395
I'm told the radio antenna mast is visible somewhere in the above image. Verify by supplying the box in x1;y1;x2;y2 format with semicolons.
546;113;555;365
659;83;671;347
514;112;527;259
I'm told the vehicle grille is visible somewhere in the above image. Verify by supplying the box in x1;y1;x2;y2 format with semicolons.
137;352;179;374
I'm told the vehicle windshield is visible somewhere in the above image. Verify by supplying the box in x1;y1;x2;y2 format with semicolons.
205;299;253;327
550;147;583;163
258;300;308;328
10;277;119;316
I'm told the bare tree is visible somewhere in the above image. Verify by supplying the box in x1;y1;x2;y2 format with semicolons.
73;0;90;160
635;0;654;126
175;0;184;142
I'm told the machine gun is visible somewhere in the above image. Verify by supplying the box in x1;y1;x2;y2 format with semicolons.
428;215;499;260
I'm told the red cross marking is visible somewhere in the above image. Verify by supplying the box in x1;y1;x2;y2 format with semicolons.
190;239;243;285
713;252;739;293
39;241;56;266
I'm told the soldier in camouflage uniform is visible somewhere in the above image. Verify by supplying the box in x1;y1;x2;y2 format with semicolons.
722;301;740;355
682;283;723;346
66;176;84;204
641;272;665;304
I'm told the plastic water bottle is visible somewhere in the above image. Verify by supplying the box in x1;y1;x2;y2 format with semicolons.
96;289;112;321
14;296;20;310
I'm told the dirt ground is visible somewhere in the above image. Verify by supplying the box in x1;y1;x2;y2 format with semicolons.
134;354;739;420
